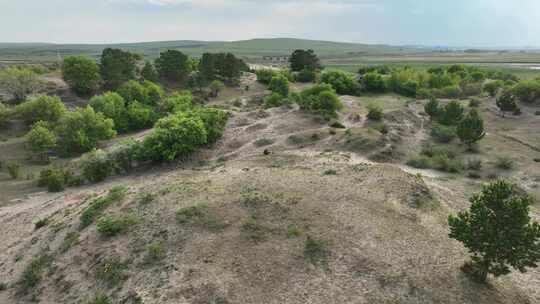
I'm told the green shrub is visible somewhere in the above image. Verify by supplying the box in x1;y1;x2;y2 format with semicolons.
0;102;11;126
0;67;43;101
469;98;481;107
366;103;384;121
190;108;229;144
81;149;114;183
108;138;140;174
496;156;514;170
268;75;290;97
145;241;166;263
86;294;111;304
437;100;464;126
241;220;272;242
434;85;462;99
55;106;116;156
320;70;360;95
89;92;129;132
430;124;456;143
117;80;164;107
6;162;21;179
96;214;139;237
407;154;432;169
126;101;158;130
46;168;65;192
209;80;225;97
295;69;316;83
62;56;101;95
483;80;504;97
307;89;343;119
19;255;51;290
141;112;207;162
80;186;128;228
159;91;193;114
362;72;387;93
304;235;327;264
264;93;287;108
432;154;464;173
34;218;49;230
60;231;80;253
466;158;482;171
26;121;57;161
96;258;127;287
16;95;66;124
255;69;277;84
511;79;540;103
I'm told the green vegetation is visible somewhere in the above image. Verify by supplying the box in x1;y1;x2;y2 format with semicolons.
96;214;139;237
407;145;464;173
0;67;43;101
496;90;519;117
86;294;112;304
269;74;290;97
96;258;128;287
511;79;540;103
19;255;51;290
89;92;130;132
100;48;139;90
289;49;321;72
141;61;158;82
16;95;66;124
26;121;57;161
495;156;515;170
62;56;101;95
145;241;166;264
457;109;485;149
176;205;226;231
430;123;457;143
449;180;540;282
80;186;128;228
320;70;360;95
366;103;384;121
241;220;273;242
198;52;248;84
209;80;225;97
81;149;114;183
155;49;191;81
304;235;327;264
7;162;21;179
60;231;80;253
292;83;343;119
483;80;504;97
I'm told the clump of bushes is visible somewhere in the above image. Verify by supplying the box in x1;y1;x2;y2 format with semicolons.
407;145;464;173
496;156;514;170
96;214;139;237
16;95;66;124
320;70;360;95
145;241;166;264
366;103;384;121
81;149;114;183
292;84;343;119
430;123;457;143
304;235;327;264
6;162;21;179
95;258;127;287
19;255;51;291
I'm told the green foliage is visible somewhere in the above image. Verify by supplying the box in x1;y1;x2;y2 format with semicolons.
294;84;343;118
16;95;66;124
457;109;485;148
60;231;80;253
438;100;465;126
159;91;193;114
304;235;327;264
268;75;290;97
145;241;166;263
433;85;462;99
97;214;139;237
96;258;128;287
361;72;387;93
80;185;128;228
81;149;114;183
511;79;540;103
100;48;139;89
424;97;440;119
264;93;288;109
108;138;140;174
0;102;10;126
483;80;505;98
86;293;111;304
241;220;272;242
199;52;248;84
408;145;464;173
289;49;321;72
366;103;384;121
176;205;226;231
358;65;392;75
62;56;101;95
209;80;225;97
141;61;159;82
127;101;158;130
89;92;129;132
430;123;457;143
141;112;207;162
19;255;51;290
6;162;21;179
26;121;57;159
320;70;360;95
189;107;229;144
295;68;317;83
117;80;164;107
45;168;65;192
448;180;540;282
256;69;277;85
55;106;116;156
0;67;43;101
155;50;191;81
496;156;514;170
496;90;518;117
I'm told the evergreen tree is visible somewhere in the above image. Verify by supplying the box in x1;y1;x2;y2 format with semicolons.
496;90;518;118
100;48;139;89
457;109;485;149
424;97;440;120
289;49;321;72
141;61;158;82
155;50;191;81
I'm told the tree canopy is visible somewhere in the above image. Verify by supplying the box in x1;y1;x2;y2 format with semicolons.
289;49;321;72
0;67;43;101
100;48;139;89
155;50;192;82
62;56;101;95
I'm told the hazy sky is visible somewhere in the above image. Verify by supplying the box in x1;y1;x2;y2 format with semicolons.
1;0;539;47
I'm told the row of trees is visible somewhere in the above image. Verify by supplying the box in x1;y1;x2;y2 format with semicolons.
62;48;248;95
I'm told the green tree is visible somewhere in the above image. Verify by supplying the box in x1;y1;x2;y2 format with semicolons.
362;72;387;93
457;109;485;149
155;50;191;81
366;103;384;121
55;106;116;156
209;80;225;97
0;102;10;126
483;80;504;97
199;53;217;81
16;95;66;124
424;97;440;120
26;121;57;162
289;49;321;72
126;101;157;130
310;90;343;119
0;67;43;101
448;180;540;282
62;56;101;95
320;71;360;95
141;61;159;82
100;48;139;89
496;91;518;118
268;75;289;97
189;108;228;144
439;100;464;126
81;149;114;183
141;112;207;162
159;91;193;114
89;92;129;132
511;79;540;103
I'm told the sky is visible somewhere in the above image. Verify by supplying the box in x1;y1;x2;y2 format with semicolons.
1;0;539;47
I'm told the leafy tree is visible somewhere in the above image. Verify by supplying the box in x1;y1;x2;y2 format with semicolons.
141;80;164;106
430;123;457;143
496;90;518;118
100;48;139;89
264;93;287;109
159;91;193;114
511;80;540;103
424;97;440;120
448;180;540;282
209;80;225;97
16;95;66;124
457;109;485;149
295;69;316;83
81;149;114;183
320;71;360;95
126;101;157;130
483;80;504;97
255;69;277;84
307;89;343;119
62;56;101;95
141;112;207;162
117;80;163;107
362;72;387;93
199;53;217;81
89;92;129;132
188;71;205;92
0;67;43;101
438;100;464;126
155;50;191;81
55;106;116;156
0;102;10;126
289;49;321;72
189;108;229;144
26;121;57;161
268;75;289;97
141;61;159;82
199;52;248;84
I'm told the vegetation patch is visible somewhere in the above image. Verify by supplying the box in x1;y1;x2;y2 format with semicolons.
176;205;226;231
96;258;128;288
80;186;128;228
241;220;273;243
96;214;139;237
304;235;328;265
19;254;52;291
60;231;80;253
144;241;166;264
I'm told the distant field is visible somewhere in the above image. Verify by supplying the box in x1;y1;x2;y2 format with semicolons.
2;38;540;78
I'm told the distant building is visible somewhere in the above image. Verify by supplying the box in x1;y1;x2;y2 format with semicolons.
262;55;290;63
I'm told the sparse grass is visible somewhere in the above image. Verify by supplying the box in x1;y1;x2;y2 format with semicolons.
286;225;302;238
253;138;274;147
144;241;166;264
60;231;80;253
176;205;226;231
96;214;139;237
96;258;127;288
137;192;155;205
323;169;338;175
304;235;327;264
86;293;111;304
240;190;272;207
34;218;49;230
241;220;273;242
80;186;128;228
495;156;514;170
407;145;464;173
7;162;21;180
466;158;482;171
19;254;51;291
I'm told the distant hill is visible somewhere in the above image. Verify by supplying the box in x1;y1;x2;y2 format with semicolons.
0;38;423;62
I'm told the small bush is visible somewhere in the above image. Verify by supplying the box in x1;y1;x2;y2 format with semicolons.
81;149;114;183
34;218;49;230
96;258;127;287
304;235;327;264
469;98;481;108
253;138;274;147
60;231;80;253
19;255;51;290
176;205;225;231
320;70;360;95
432;154;463;173
430;124;456;143
466;158;482;171
496;156;514;170
366;104;384;121
264;93;287;108
407;154;432;169
96;214;139;237
145;241;166;264
6;162;21;180
80;186;128;228
46;169;66;192
241;220;272;242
